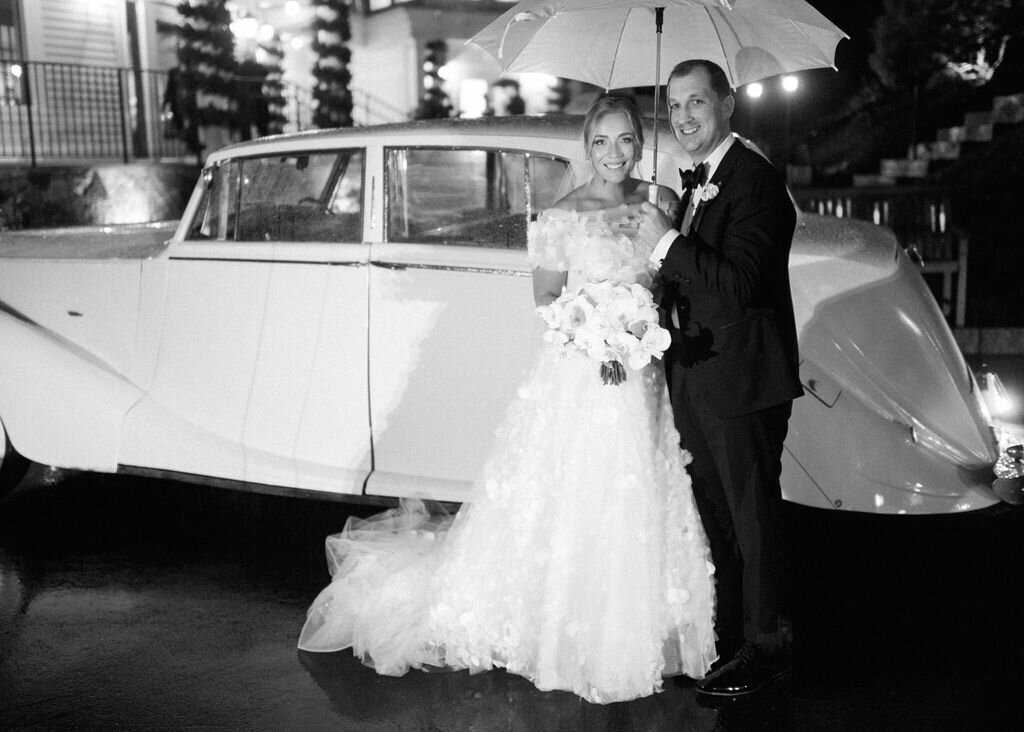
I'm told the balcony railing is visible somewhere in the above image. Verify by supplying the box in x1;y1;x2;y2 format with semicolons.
0;60;407;165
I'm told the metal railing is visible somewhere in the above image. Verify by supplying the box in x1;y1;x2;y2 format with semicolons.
281;84;408;130
0;59;408;165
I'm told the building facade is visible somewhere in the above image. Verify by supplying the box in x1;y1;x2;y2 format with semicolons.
0;0;562;165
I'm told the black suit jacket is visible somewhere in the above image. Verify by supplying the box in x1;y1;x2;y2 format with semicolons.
659;140;802;418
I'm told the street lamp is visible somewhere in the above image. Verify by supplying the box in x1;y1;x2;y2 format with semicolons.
743;82;763;142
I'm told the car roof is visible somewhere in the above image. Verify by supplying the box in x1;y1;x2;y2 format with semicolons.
208;114;689;162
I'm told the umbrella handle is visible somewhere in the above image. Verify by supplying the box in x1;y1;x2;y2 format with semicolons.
649;7;664;204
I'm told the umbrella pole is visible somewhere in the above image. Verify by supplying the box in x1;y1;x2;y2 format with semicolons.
650;7;664;203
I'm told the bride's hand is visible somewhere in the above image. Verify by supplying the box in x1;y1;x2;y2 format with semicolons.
602;203;643;236
635;202;673;248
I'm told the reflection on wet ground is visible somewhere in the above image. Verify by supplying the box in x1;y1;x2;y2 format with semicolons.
2;474;1023;730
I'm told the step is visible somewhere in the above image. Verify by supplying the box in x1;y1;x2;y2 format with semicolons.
992;93;1024;124
936;126;966;143
880;158;929;178
964;110;995;127
852;173;897;187
963;123;994;142
913;141;961;161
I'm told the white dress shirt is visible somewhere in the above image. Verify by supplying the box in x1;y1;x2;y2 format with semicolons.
649;133;737;267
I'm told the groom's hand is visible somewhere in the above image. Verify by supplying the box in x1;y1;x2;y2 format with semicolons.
636;201;674;249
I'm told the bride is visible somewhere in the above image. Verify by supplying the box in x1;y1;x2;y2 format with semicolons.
298;95;717;704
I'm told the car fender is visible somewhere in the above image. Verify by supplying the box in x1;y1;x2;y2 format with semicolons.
0;309;143;471
784;215;1001;513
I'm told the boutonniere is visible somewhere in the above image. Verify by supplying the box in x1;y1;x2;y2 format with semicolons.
696;182;719;203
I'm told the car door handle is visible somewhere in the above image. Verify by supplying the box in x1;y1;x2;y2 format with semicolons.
370;261;407;270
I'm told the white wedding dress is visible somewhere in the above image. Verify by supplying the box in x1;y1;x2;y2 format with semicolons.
298;209;717;703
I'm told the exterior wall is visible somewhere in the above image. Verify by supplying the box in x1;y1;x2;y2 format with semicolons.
135;0;179;72
351;6;509;117
350;9;417;115
21;0;128;66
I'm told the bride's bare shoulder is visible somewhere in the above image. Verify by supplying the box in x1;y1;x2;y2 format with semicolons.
550;187;587;212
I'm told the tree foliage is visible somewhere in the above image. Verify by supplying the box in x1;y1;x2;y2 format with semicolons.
175;0;237;128
258;35;288;135
414;40;454;120
870;0;1021;91
311;0;353;129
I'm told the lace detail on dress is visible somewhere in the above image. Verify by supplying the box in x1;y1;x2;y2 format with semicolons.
299;208;717;704
527;209;657;290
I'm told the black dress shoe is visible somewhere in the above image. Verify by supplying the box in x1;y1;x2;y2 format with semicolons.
695;642;792;698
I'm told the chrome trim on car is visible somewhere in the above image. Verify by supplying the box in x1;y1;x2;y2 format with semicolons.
370;261;530;277
993;443;1024;504
169;257;366;266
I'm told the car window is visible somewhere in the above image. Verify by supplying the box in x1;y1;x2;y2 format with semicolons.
185;161;240;241
386;147;572;249
185;150;364;242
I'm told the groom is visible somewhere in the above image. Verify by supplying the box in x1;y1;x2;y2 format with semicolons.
636;59;802;698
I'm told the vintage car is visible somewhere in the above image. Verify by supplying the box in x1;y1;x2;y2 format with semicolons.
1;116;1021;514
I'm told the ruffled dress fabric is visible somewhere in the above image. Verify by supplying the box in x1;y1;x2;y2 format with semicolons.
298;209;717;704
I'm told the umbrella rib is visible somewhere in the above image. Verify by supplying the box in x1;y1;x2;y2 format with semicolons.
706;9;737;89
784;19;838;70
605;12;632;90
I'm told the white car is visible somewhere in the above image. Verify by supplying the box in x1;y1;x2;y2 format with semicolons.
1;116;1020;514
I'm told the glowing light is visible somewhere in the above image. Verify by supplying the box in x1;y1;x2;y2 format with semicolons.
258;24;275;43
781;75;799;93
289;36;307;50
459;78;488;118
230;17;260;40
285;0;301;15
979;371;1018;419
9;64;21;78
745;82;763;99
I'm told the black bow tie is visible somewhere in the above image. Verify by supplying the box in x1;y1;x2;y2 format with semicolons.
679;163;707;191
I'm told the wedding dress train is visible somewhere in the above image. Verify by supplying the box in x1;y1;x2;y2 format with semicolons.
298;209;717;703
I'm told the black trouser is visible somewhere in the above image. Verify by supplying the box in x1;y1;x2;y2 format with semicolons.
669;368;792;656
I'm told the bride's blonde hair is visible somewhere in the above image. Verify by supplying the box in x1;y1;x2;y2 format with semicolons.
582;95;645;162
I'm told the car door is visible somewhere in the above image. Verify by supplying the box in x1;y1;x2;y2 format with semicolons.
366;144;573;502
121;149;372;495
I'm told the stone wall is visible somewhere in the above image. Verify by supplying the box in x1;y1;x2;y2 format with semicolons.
0;162;200;230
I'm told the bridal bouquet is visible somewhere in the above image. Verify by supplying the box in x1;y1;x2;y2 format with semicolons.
536;281;671;385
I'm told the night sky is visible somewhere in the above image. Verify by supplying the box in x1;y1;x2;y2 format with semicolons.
725;0;886;156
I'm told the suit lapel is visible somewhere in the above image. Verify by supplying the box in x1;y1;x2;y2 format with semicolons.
692;141;746;235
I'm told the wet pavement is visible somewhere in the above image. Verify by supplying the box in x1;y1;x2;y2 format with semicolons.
2;473;1023;731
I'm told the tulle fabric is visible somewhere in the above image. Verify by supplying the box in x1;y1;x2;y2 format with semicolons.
298;210;717;704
